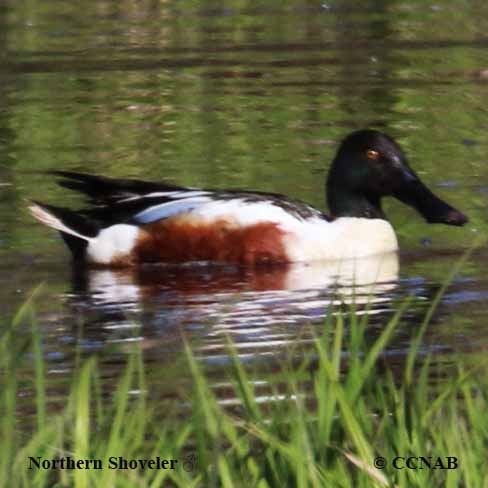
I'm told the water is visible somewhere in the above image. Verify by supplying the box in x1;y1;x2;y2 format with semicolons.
1;0;488;413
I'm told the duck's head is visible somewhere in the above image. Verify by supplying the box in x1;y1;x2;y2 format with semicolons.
326;130;468;226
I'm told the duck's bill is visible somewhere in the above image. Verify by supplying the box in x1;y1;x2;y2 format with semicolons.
393;177;468;226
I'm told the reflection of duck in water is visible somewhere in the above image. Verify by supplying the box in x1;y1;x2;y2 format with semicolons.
70;254;399;355
29;130;467;267
79;252;399;308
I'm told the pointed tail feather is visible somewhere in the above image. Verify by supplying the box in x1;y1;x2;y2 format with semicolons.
29;203;91;241
28;202;100;260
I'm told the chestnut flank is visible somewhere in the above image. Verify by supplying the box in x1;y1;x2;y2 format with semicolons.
134;217;289;265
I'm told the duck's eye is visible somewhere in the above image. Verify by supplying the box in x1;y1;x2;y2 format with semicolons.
366;149;380;161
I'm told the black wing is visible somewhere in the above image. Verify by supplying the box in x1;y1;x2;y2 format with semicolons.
49;170;187;205
50;171;330;224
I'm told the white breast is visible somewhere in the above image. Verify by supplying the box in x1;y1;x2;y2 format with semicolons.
282;217;398;262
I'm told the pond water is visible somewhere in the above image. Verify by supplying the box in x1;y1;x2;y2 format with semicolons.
1;0;488;413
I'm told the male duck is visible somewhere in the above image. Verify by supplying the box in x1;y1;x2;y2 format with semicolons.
29;130;467;267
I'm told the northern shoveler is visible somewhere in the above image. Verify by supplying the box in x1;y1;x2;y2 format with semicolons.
29;130;468;267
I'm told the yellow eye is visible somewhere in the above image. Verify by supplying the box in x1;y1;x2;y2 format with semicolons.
366;149;379;161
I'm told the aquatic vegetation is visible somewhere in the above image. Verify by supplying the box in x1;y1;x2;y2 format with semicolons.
1;271;487;488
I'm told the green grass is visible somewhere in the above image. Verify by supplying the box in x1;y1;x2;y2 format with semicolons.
1;284;487;488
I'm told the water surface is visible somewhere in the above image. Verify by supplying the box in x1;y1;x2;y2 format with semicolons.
1;0;488;413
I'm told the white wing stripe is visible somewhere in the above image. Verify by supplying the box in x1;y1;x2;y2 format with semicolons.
119;190;210;203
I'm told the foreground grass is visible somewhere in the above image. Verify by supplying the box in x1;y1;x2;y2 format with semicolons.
1;287;487;488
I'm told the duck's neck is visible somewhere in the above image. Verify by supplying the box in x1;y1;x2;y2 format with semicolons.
327;185;386;220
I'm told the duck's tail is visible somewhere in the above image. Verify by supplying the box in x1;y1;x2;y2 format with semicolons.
28;202;99;260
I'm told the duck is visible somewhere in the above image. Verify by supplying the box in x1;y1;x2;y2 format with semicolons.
28;129;468;267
